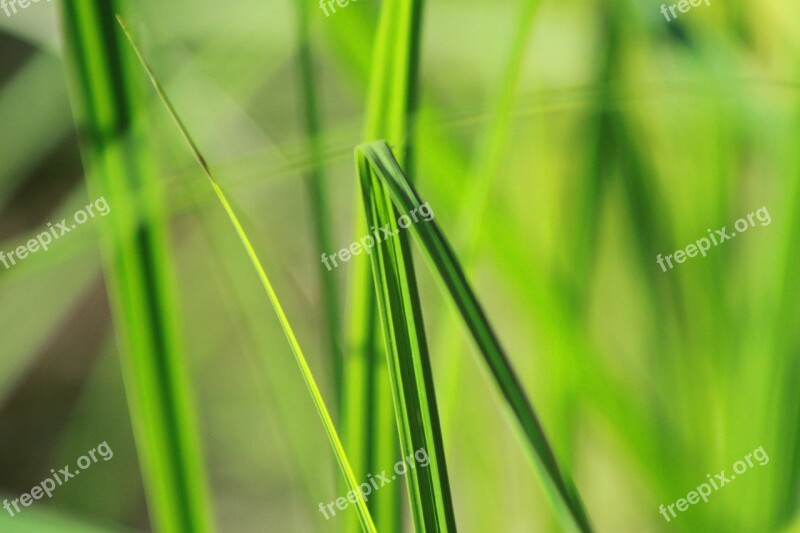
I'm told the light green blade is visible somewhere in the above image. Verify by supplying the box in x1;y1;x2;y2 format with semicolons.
116;16;377;533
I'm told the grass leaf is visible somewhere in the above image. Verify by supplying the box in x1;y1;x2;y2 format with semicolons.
356;140;594;533
60;3;214;531
343;0;424;529
116;15;377;532
294;0;343;411
355;149;457;531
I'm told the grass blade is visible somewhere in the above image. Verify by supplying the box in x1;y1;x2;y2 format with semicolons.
59;3;214;531
343;0;424;530
294;0;343;412
356;140;593;533
355;152;457;531
116;16;377;532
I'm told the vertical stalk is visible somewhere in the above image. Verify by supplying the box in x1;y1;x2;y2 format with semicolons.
342;0;426;530
295;0;344;412
59;3;214;532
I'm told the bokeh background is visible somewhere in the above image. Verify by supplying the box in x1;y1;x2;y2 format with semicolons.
0;0;799;531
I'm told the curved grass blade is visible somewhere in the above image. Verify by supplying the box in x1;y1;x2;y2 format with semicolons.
116;16;377;532
60;3;214;531
356;141;593;533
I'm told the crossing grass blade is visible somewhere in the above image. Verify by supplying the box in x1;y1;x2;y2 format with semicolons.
116;16;377;532
355;141;594;533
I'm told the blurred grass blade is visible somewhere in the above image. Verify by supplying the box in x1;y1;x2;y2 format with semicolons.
59;3;214;531
116;16;377;532
356;140;593;533
294;0;343;412
435;0;541;446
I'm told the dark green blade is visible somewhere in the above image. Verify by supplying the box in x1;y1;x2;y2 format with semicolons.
355;153;457;532
356;141;593;533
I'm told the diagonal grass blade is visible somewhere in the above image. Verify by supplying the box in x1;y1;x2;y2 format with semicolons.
116;16;377;533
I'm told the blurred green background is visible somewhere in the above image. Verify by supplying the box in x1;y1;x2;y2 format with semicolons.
0;0;799;531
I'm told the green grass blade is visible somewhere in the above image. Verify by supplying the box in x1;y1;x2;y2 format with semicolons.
116;16;377;532
456;0;541;246
59;3;214;531
355;152;457;531
435;0;541;452
294;0;343;412
343;0;424;530
356;141;593;533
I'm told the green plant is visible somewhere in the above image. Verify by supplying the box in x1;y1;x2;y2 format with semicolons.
59;2;213;531
116;16;377;531
117;3;592;528
1;0;790;531
356;141;592;532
